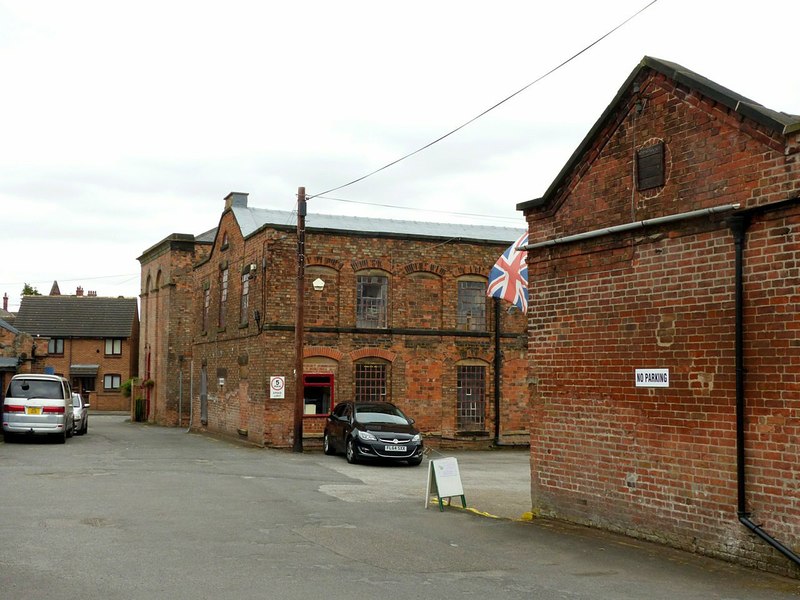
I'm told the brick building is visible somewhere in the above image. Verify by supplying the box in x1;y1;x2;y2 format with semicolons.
518;57;800;574
14;290;140;410
138;192;528;448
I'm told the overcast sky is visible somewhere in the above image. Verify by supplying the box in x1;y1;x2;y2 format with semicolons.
1;0;798;311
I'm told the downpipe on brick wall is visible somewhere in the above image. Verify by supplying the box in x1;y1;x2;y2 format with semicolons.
730;214;800;568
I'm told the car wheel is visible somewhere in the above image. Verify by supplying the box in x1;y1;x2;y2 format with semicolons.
55;430;67;444
408;457;423;466
323;432;336;455
3;432;15;444
67;423;73;438
345;438;358;464
83;420;88;435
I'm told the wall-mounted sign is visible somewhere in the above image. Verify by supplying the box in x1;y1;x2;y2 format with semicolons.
635;368;669;388
270;376;285;399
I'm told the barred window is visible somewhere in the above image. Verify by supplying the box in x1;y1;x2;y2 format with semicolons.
240;272;250;326
457;280;487;331
202;287;210;332
457;365;486;431
219;267;229;328
355;363;387;403
357;275;388;328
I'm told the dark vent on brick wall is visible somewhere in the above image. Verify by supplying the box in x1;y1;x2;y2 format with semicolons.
636;142;665;190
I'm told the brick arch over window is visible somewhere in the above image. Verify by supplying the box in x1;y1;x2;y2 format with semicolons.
400;261;447;276
143;274;152;296
350;348;396;362
451;264;490;278
304;346;344;361
154;270;163;292
350;258;392;273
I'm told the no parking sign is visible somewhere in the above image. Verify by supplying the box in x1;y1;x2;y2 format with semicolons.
270;376;285;399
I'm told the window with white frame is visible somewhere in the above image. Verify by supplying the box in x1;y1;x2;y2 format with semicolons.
105;338;122;356
104;374;122;390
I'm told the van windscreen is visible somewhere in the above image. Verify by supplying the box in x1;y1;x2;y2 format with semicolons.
7;379;63;399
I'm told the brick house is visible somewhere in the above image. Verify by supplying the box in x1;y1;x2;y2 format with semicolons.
518;56;800;574
14;290;140;410
138;192;528;448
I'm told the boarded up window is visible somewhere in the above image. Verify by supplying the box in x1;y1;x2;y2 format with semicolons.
636;142;664;190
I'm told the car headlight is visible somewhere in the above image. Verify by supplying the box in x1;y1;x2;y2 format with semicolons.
412;433;421;442
357;430;377;442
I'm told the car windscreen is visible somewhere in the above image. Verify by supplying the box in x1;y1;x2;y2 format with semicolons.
355;404;409;425
6;379;64;400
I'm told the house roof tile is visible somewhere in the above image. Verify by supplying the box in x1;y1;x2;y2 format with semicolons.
14;296;138;338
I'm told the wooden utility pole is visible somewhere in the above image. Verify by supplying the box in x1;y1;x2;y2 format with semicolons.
292;187;306;452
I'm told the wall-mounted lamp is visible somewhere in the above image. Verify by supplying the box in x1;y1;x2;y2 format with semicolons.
312;277;325;292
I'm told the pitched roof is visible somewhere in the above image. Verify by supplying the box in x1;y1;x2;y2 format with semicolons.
518;56;800;212
14;296;139;338
231;206;523;244
0;318;19;334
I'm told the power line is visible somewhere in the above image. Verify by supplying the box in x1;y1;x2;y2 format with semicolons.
308;0;658;201
314;195;523;222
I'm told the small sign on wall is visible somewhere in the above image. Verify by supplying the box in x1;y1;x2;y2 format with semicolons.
635;368;670;388
270;376;285;399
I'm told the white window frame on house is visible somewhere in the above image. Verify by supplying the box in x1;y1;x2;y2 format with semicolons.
104;373;122;391
105;338;122;356
48;338;64;355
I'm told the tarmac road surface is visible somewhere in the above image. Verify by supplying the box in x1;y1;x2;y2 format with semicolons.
1;414;798;599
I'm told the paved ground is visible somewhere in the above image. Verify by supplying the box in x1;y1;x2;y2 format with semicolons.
2;414;799;599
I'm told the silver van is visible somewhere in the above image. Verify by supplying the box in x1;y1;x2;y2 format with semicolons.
2;373;75;443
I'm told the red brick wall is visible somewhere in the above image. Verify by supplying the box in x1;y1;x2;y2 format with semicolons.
524;67;800;574
184;211;528;449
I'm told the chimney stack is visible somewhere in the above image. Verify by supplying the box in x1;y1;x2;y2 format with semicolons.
88;290;97;297
224;192;249;211
3;293;7;311
76;286;84;297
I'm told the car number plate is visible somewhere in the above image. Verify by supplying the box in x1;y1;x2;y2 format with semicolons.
385;445;407;452
26;407;42;415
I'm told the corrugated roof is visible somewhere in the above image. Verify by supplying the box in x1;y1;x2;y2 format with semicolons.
231;206;523;243
15;296;138;338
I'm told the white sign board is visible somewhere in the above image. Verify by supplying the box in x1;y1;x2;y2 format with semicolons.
635;368;670;388
425;457;466;510
270;376;286;399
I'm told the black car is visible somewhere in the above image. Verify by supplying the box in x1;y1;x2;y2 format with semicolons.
323;401;423;466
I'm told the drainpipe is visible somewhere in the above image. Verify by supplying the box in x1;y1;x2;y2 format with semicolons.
729;215;800;567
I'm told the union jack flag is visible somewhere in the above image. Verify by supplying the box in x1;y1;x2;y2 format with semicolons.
486;232;529;312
